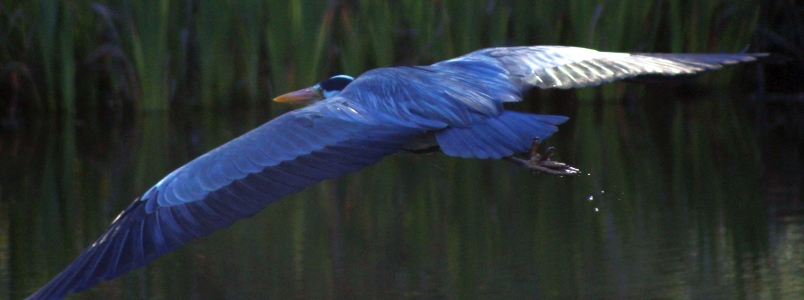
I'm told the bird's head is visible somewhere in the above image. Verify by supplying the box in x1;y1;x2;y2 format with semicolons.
273;75;354;104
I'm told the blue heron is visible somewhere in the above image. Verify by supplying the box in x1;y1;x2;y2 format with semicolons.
27;45;763;299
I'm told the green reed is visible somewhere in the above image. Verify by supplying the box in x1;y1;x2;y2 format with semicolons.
1;0;759;113
37;0;59;111
196;0;236;106
128;0;172;111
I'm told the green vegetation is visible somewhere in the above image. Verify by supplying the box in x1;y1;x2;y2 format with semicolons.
2;0;759;113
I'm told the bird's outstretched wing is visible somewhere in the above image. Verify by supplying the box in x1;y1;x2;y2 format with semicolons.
436;45;765;89
27;99;429;299
341;46;764;130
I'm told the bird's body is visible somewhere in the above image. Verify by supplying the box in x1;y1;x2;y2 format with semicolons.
27;45;764;299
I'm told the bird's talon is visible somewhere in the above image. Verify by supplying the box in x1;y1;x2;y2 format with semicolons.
529;138;541;157
542;147;555;161
505;140;580;176
539;160;566;168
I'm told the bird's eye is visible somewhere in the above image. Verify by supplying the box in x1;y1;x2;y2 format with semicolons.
318;75;354;99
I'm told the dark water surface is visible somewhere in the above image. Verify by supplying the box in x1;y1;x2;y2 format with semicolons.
2;92;802;299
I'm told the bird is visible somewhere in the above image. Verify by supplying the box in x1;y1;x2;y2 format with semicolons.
27;45;764;299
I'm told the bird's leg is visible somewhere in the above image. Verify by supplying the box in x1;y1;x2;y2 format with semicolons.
402;146;442;154
504;139;580;176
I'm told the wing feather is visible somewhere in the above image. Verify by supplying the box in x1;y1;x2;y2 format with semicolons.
27;99;430;300
440;45;764;90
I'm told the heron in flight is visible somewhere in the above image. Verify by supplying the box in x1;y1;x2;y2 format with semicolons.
28;45;762;299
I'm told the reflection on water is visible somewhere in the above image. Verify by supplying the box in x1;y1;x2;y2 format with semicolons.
1;93;802;299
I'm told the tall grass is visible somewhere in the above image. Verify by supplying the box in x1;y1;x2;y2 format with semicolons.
1;0;760;114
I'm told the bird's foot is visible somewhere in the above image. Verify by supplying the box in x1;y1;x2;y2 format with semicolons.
504;139;580;176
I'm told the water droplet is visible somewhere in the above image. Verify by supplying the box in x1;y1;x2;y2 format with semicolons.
594;207;599;212
601;190;605;194
588;195;594;201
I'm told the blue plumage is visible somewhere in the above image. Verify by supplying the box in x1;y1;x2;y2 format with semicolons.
27;101;427;299
28;45;764;299
436;112;569;159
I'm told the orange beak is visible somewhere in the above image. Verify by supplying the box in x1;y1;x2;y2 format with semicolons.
273;87;322;104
